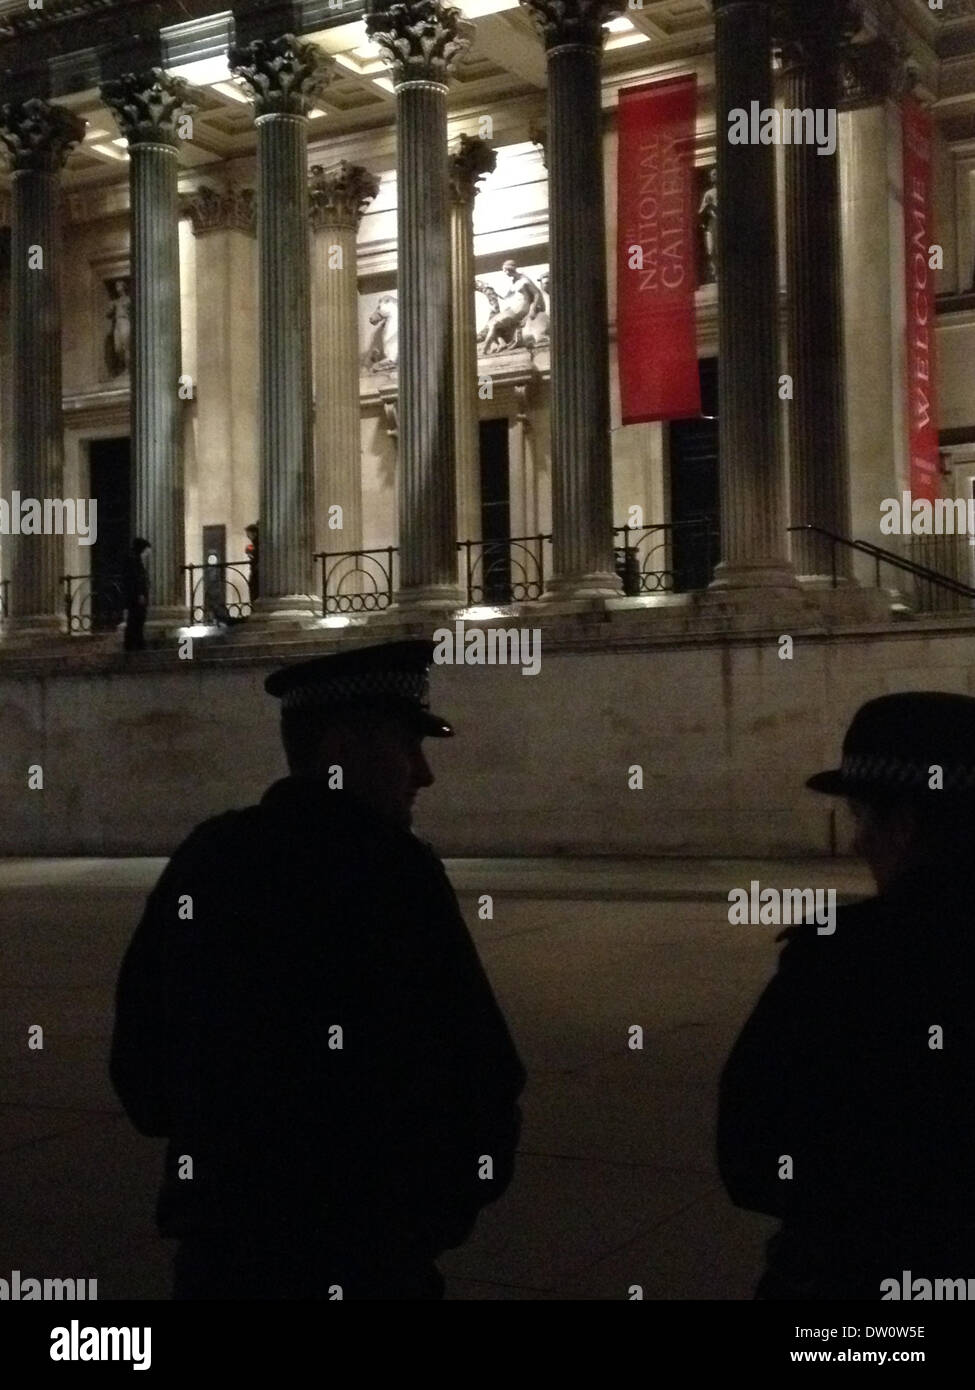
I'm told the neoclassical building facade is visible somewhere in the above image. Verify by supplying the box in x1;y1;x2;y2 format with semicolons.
1;0;975;637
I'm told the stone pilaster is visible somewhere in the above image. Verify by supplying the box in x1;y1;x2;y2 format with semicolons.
449;134;496;545
520;0;622;598
101;70;194;625
180;183;256;238
230;34;331;620
309;161;379;558
708;0;795;591
365;0;471;607
780;4;856;581
0;99;85;635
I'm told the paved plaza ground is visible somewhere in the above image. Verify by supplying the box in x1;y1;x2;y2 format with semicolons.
0;856;871;1301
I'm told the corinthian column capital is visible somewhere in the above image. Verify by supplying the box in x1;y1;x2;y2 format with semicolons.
0;99;85;173
365;0;472;86
518;0;623;52
229;34;332;118
100;70;196;149
309;161;380;232
449;133;496;205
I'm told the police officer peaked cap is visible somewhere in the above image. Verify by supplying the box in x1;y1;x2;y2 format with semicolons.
264;639;453;738
806;692;975;801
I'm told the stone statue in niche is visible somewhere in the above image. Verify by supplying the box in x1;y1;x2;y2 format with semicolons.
521;272;550;349
476;260;546;355
105;277;131;376
698;166;718;285
361;293;398;372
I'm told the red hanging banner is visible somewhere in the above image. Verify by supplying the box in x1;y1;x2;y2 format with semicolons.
902;97;940;504
616;76;701;425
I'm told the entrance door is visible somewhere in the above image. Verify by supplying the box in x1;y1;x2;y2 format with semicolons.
478;418;511;603
88;437;131;629
668;357;720;591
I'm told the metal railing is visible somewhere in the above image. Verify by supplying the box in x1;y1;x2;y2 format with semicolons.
314;546;396;615
788;525;975;610
61;574;127;634
183;560;254;625
458;534;551;604
613;518;720;595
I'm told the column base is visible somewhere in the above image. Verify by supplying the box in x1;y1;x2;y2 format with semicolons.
796;572;857;591
541;571;623;601
394;585;465;610
146;605;192;636
250;595;321;627
707;559;799;592
2;614;65;643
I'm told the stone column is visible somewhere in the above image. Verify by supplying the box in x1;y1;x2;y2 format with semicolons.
781;4;855;582
365;0;470;607
449;134;496;545
0;99;85;634
709;0;795;591
180;184;258;570
230;35;330;620
309;161;379;558
520;0;621;599
101;71;194;626
837;34;909;584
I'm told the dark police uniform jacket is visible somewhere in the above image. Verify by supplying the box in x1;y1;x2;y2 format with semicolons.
717;865;975;1298
110;777;525;1283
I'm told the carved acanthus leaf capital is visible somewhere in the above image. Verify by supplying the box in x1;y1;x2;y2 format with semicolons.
100;70;196;148
229;34;333;118
181;183;256;237
449;134;496;204
0;98;86;173
308;161;380;231
365;1;472;86
518;0;623;52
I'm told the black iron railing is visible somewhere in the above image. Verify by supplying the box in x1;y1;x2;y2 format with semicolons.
788;525;975;610
315;546;396;615
614;518;719;595
183;560;254;625
458;535;551;604
61;574;127;634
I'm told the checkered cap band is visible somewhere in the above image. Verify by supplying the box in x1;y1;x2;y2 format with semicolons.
279;668;429;711
841;753;975;791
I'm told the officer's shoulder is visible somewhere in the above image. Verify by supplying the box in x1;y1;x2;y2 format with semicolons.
159;805;265;879
775;895;882;959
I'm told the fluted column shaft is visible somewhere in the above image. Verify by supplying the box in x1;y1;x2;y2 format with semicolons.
231;36;329;618
783;19;851;580
520;0;621;597
102;72;194;620
366;1;470;607
310;163;379;557
710;0;794;589
546;46;619;594
131;144;184;609
396;81;458;601
450;135;495;546
0;100;84;631
258;116;313;603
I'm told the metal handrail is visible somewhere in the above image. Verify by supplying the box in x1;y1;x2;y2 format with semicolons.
313;546;396;615
457;534;551;604
788;524;975;599
182;559;254;625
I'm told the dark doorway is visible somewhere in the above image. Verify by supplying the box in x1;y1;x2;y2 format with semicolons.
477;418;511;603
669;357;720;591
88;437;131;630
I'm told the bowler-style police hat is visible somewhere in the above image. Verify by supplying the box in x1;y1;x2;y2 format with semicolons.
264;639;453;738
807;692;975;801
